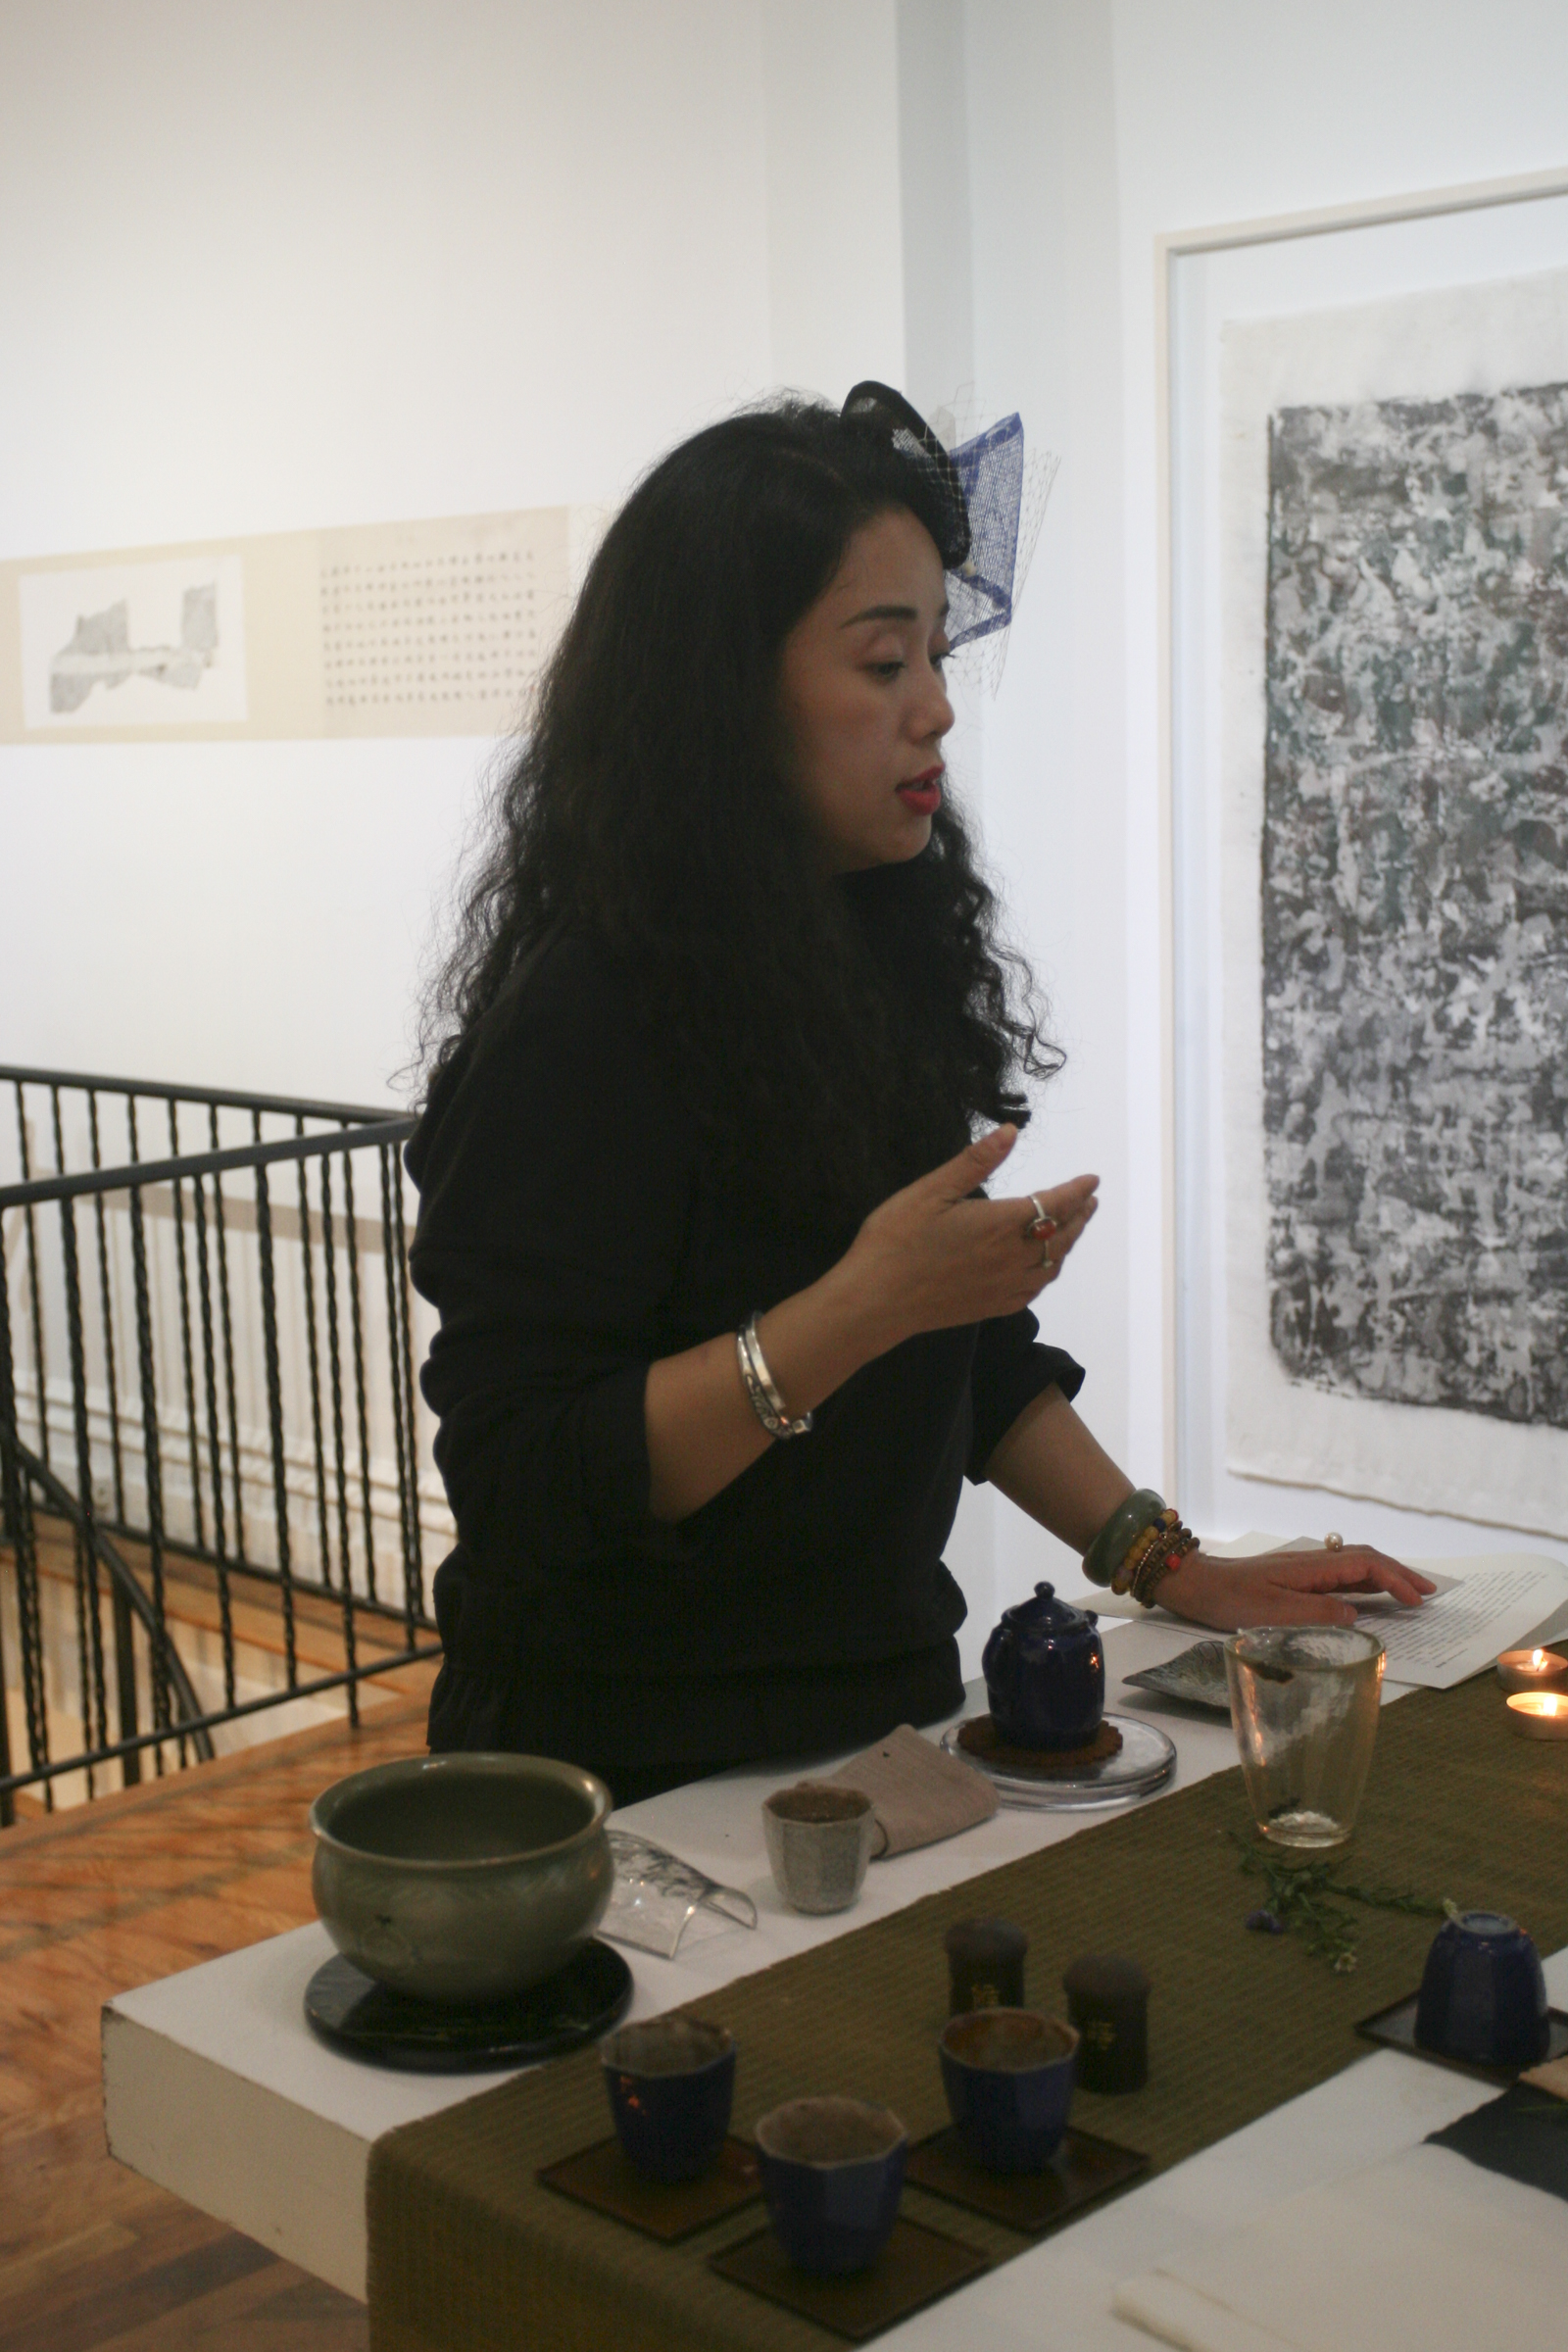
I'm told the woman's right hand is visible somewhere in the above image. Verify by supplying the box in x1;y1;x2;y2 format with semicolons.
647;1128;1097;1522
834;1126;1100;1350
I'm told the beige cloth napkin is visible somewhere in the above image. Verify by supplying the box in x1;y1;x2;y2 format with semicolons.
831;1722;998;1857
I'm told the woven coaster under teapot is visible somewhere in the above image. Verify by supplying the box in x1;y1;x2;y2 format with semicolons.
957;1714;1124;1779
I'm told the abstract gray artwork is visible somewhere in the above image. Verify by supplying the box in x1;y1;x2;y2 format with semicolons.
48;583;219;712
1261;381;1568;1430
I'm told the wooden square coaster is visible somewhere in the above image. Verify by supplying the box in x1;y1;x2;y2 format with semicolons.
905;2122;1149;2236
1356;1991;1568;2083
710;2216;989;2342
538;2133;760;2242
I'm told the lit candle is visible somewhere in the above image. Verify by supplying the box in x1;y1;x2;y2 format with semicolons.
1495;1647;1568;1695
1506;1691;1568;1740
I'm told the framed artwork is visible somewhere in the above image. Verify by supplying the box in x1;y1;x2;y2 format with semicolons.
1159;170;1568;1543
0;507;572;744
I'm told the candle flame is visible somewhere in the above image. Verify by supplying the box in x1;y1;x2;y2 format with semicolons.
1532;1649;1546;1670
1548;1696;1562;1718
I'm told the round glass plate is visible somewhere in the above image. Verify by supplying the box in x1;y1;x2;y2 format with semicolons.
304;1936;632;2072
941;1712;1177;1808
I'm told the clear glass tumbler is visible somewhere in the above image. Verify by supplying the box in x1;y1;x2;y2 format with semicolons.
1223;1626;1385;1849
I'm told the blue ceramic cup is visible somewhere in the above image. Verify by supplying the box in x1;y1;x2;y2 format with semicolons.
602;2017;736;2182
940;2008;1079;2172
1414;1912;1549;2069
754;2097;906;2274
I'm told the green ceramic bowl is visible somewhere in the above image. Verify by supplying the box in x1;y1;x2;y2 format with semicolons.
310;1752;612;2005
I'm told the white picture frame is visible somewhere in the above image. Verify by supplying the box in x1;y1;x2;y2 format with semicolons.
1157;169;1568;1551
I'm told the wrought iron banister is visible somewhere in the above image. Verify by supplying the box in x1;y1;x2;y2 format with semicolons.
0;1120;414;1211
0;1063;392;1124
0;1068;441;1822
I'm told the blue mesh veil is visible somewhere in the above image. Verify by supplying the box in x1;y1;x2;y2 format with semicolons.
840;382;1053;673
947;412;1025;648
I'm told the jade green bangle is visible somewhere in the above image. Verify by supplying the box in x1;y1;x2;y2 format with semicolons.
1083;1488;1166;1589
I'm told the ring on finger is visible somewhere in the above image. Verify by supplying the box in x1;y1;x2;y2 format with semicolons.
1026;1192;1057;1242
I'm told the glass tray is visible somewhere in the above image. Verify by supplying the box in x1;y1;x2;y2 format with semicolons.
941;1712;1177;1808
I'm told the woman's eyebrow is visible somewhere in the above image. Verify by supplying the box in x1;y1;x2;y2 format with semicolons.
839;599;950;628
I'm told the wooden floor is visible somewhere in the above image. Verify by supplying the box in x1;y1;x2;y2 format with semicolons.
7;1515;431;1812
0;1658;440;2349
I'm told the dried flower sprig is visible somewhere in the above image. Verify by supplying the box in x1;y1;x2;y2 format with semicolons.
1230;1835;1448;1972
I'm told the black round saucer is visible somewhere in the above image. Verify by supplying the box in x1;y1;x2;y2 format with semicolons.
304;1937;632;2072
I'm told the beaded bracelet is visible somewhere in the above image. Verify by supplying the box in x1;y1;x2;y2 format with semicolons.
735;1313;813;1440
1131;1521;1199;1610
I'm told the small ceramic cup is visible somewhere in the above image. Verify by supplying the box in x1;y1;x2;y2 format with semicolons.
1062;1953;1150;2094
1414;1912;1549;2069
754;2096;907;2274
762;1784;877;1914
601;2017;736;2182
939;2008;1079;2173
946;1917;1028;2016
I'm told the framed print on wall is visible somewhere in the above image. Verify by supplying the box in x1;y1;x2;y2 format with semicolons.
1160;169;1568;1550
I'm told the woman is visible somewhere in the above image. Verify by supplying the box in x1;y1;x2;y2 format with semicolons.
407;389;1428;1804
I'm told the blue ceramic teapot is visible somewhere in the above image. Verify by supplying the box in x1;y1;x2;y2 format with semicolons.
982;1583;1104;1752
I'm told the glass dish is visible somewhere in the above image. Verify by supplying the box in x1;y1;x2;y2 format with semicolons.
1122;1639;1232;1712
940;1713;1176;1808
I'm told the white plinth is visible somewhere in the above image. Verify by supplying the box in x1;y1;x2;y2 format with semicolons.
101;1619;1532;2348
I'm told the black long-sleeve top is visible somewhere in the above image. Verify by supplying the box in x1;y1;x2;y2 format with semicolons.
406;931;1084;1782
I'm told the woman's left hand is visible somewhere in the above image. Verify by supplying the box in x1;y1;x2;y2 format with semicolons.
1157;1545;1437;1631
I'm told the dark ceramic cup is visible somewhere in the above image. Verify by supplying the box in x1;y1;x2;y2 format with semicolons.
601;2017;736;2182
1062;1952;1151;2094
939;2008;1078;2172
946;1917;1028;2016
753;2097;907;2274
1414;1912;1549;2069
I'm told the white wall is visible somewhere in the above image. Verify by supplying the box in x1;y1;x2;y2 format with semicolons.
0;0;929;1107
5;0;1566;1661
957;1;1133;1631
962;0;1568;1603
1108;0;1568;1488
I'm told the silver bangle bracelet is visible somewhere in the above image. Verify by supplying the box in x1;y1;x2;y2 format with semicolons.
735;1313;813;1440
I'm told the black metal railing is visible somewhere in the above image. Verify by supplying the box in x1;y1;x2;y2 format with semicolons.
0;1068;446;1822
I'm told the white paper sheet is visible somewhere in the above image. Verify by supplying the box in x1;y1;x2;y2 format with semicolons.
1096;1538;1568;1688
1352;1558;1568;1687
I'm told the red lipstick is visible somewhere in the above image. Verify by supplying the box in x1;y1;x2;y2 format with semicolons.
897;767;943;816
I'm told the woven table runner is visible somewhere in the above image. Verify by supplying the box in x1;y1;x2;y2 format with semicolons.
367;1677;1568;2352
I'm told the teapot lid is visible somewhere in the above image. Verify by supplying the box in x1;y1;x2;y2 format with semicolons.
997;1581;1098;1634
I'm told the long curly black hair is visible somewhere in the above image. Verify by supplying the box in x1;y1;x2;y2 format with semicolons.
421;396;1060;1230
